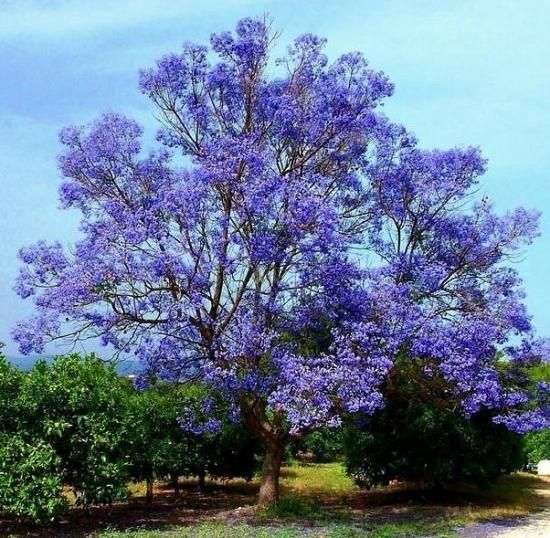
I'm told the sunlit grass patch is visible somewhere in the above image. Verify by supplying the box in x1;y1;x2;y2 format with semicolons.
280;462;356;496
445;472;549;521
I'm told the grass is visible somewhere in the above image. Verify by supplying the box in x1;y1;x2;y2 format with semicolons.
97;522;458;537
280;461;355;495
261;495;324;519
98;520;460;537
446;472;546;520
96;517;471;537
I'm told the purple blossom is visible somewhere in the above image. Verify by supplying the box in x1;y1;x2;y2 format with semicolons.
12;17;548;440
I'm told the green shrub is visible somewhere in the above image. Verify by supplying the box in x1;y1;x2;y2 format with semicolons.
343;398;524;489
523;364;550;471
0;434;67;522
0;357;24;432
524;429;550;470
204;420;262;481
343;358;525;490
261;495;320;518
289;428;343;463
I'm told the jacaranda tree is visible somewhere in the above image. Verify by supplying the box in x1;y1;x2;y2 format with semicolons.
13;17;549;505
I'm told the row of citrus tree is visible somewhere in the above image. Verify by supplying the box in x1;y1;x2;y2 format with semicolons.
0;353;547;523
0;354;262;522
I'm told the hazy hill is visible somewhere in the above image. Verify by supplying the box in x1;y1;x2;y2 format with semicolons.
6;355;142;375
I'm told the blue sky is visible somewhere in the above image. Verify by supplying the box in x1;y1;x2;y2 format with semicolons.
0;0;549;356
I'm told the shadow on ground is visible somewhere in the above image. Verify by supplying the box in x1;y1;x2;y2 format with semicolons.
1;473;549;537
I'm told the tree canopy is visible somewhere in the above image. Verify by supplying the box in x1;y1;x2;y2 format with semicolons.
13;17;549;504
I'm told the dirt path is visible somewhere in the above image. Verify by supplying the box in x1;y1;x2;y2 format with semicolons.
457;477;550;537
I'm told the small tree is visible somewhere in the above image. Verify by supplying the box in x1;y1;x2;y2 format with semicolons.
0;435;67;523
176;385;261;487
126;382;261;501
14;17;548;505
0;357;67;523
0;356;24;432
18;355;131;505
125;383;190;502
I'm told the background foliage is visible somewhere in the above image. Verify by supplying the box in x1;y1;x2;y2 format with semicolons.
344;402;525;490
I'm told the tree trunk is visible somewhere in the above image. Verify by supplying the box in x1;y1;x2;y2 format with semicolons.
171;472;180;497
258;442;283;507
145;477;154;504
198;469;206;492
238;397;287;507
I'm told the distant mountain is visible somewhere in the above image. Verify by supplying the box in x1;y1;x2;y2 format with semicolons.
6;355;143;375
